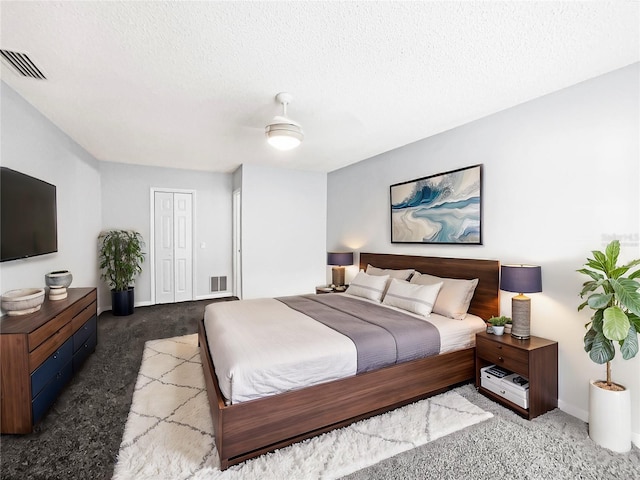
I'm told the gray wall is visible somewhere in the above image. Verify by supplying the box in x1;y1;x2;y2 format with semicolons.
99;162;233;308
327;63;640;443
240;164;327;298
0;82;102;296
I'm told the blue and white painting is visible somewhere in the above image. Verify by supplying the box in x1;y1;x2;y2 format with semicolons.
390;165;482;244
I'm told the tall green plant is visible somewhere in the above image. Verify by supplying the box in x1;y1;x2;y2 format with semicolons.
98;230;145;292
577;240;640;387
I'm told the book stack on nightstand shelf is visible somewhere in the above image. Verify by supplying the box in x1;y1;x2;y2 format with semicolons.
480;365;529;409
475;331;557;420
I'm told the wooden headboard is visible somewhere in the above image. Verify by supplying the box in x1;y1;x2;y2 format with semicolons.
359;253;500;320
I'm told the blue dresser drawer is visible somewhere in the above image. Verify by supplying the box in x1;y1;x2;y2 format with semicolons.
31;360;72;424
30;337;73;398
73;315;97;353
72;329;97;372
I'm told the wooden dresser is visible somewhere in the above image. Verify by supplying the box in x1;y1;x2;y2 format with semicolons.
1;287;97;433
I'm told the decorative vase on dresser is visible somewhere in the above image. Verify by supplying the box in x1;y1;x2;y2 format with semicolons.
45;270;73;300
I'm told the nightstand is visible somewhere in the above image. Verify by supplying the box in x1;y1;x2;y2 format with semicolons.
475;331;558;419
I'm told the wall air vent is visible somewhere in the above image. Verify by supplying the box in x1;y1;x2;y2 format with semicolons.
0;50;46;79
210;276;228;293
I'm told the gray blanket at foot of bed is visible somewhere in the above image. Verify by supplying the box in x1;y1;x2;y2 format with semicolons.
276;294;440;373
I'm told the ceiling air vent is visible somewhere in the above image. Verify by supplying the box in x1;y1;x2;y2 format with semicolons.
0;49;46;79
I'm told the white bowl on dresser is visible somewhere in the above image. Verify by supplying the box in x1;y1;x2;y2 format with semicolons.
1;288;46;316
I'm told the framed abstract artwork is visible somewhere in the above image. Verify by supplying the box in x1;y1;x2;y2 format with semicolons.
390;164;482;244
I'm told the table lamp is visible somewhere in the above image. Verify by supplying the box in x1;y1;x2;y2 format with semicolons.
327;252;353;287
500;264;542;339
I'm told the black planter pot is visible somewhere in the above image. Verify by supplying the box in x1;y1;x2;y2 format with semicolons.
111;287;135;316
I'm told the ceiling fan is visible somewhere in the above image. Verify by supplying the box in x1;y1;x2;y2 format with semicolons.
265;92;304;150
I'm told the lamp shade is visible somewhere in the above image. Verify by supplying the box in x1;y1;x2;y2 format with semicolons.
327;252;353;266
500;265;542;294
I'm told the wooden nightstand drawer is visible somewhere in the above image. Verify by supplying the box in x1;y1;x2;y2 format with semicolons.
476;336;528;375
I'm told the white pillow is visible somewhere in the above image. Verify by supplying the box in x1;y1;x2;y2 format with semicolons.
410;272;479;320
345;271;389;302
382;278;443;317
366;264;416;297
366;264;415;281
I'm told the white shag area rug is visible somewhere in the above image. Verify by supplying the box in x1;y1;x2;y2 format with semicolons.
112;334;492;480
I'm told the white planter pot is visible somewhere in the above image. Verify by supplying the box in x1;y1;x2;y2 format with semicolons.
492;326;505;336
589;380;631;452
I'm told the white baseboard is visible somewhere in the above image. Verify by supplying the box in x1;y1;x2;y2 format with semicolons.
558;400;587;423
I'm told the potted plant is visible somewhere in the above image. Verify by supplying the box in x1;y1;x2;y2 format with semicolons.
505;317;513;335
488;315;509;336
98;230;145;316
577;240;640;452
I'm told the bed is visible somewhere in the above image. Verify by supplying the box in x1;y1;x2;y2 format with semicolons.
198;253;500;469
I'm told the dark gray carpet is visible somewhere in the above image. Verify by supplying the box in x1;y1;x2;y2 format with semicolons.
1;299;638;480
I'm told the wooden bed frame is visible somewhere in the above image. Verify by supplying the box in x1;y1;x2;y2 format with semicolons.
198;253;499;469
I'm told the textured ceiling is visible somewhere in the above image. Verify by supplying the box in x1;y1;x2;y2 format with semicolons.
1;1;638;173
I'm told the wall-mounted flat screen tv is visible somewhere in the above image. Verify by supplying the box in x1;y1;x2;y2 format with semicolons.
1;167;58;262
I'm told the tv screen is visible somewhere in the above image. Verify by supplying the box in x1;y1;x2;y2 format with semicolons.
1;167;58;262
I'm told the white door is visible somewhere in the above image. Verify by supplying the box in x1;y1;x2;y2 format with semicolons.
233;189;242;299
154;191;193;304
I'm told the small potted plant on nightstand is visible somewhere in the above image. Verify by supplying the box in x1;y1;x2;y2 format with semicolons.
577;240;640;452
505;317;513;335
488;316;509;336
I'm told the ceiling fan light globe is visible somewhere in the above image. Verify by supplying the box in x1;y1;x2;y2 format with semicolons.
265;123;304;150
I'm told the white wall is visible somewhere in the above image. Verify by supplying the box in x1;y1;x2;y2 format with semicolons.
240;164;327;298
0;82;102;297
99;162;233;309
327;63;640;444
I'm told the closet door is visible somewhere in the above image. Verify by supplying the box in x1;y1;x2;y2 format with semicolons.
173;193;193;302
154;191;193;304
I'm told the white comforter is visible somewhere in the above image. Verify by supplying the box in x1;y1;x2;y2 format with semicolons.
204;294;486;404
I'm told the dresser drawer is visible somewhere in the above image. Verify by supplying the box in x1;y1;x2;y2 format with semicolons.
476;336;528;376
32;360;72;425
71;302;97;335
29;323;73;372
73;315;96;353
28;309;73;352
73;329;97;372
30;337;73;398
